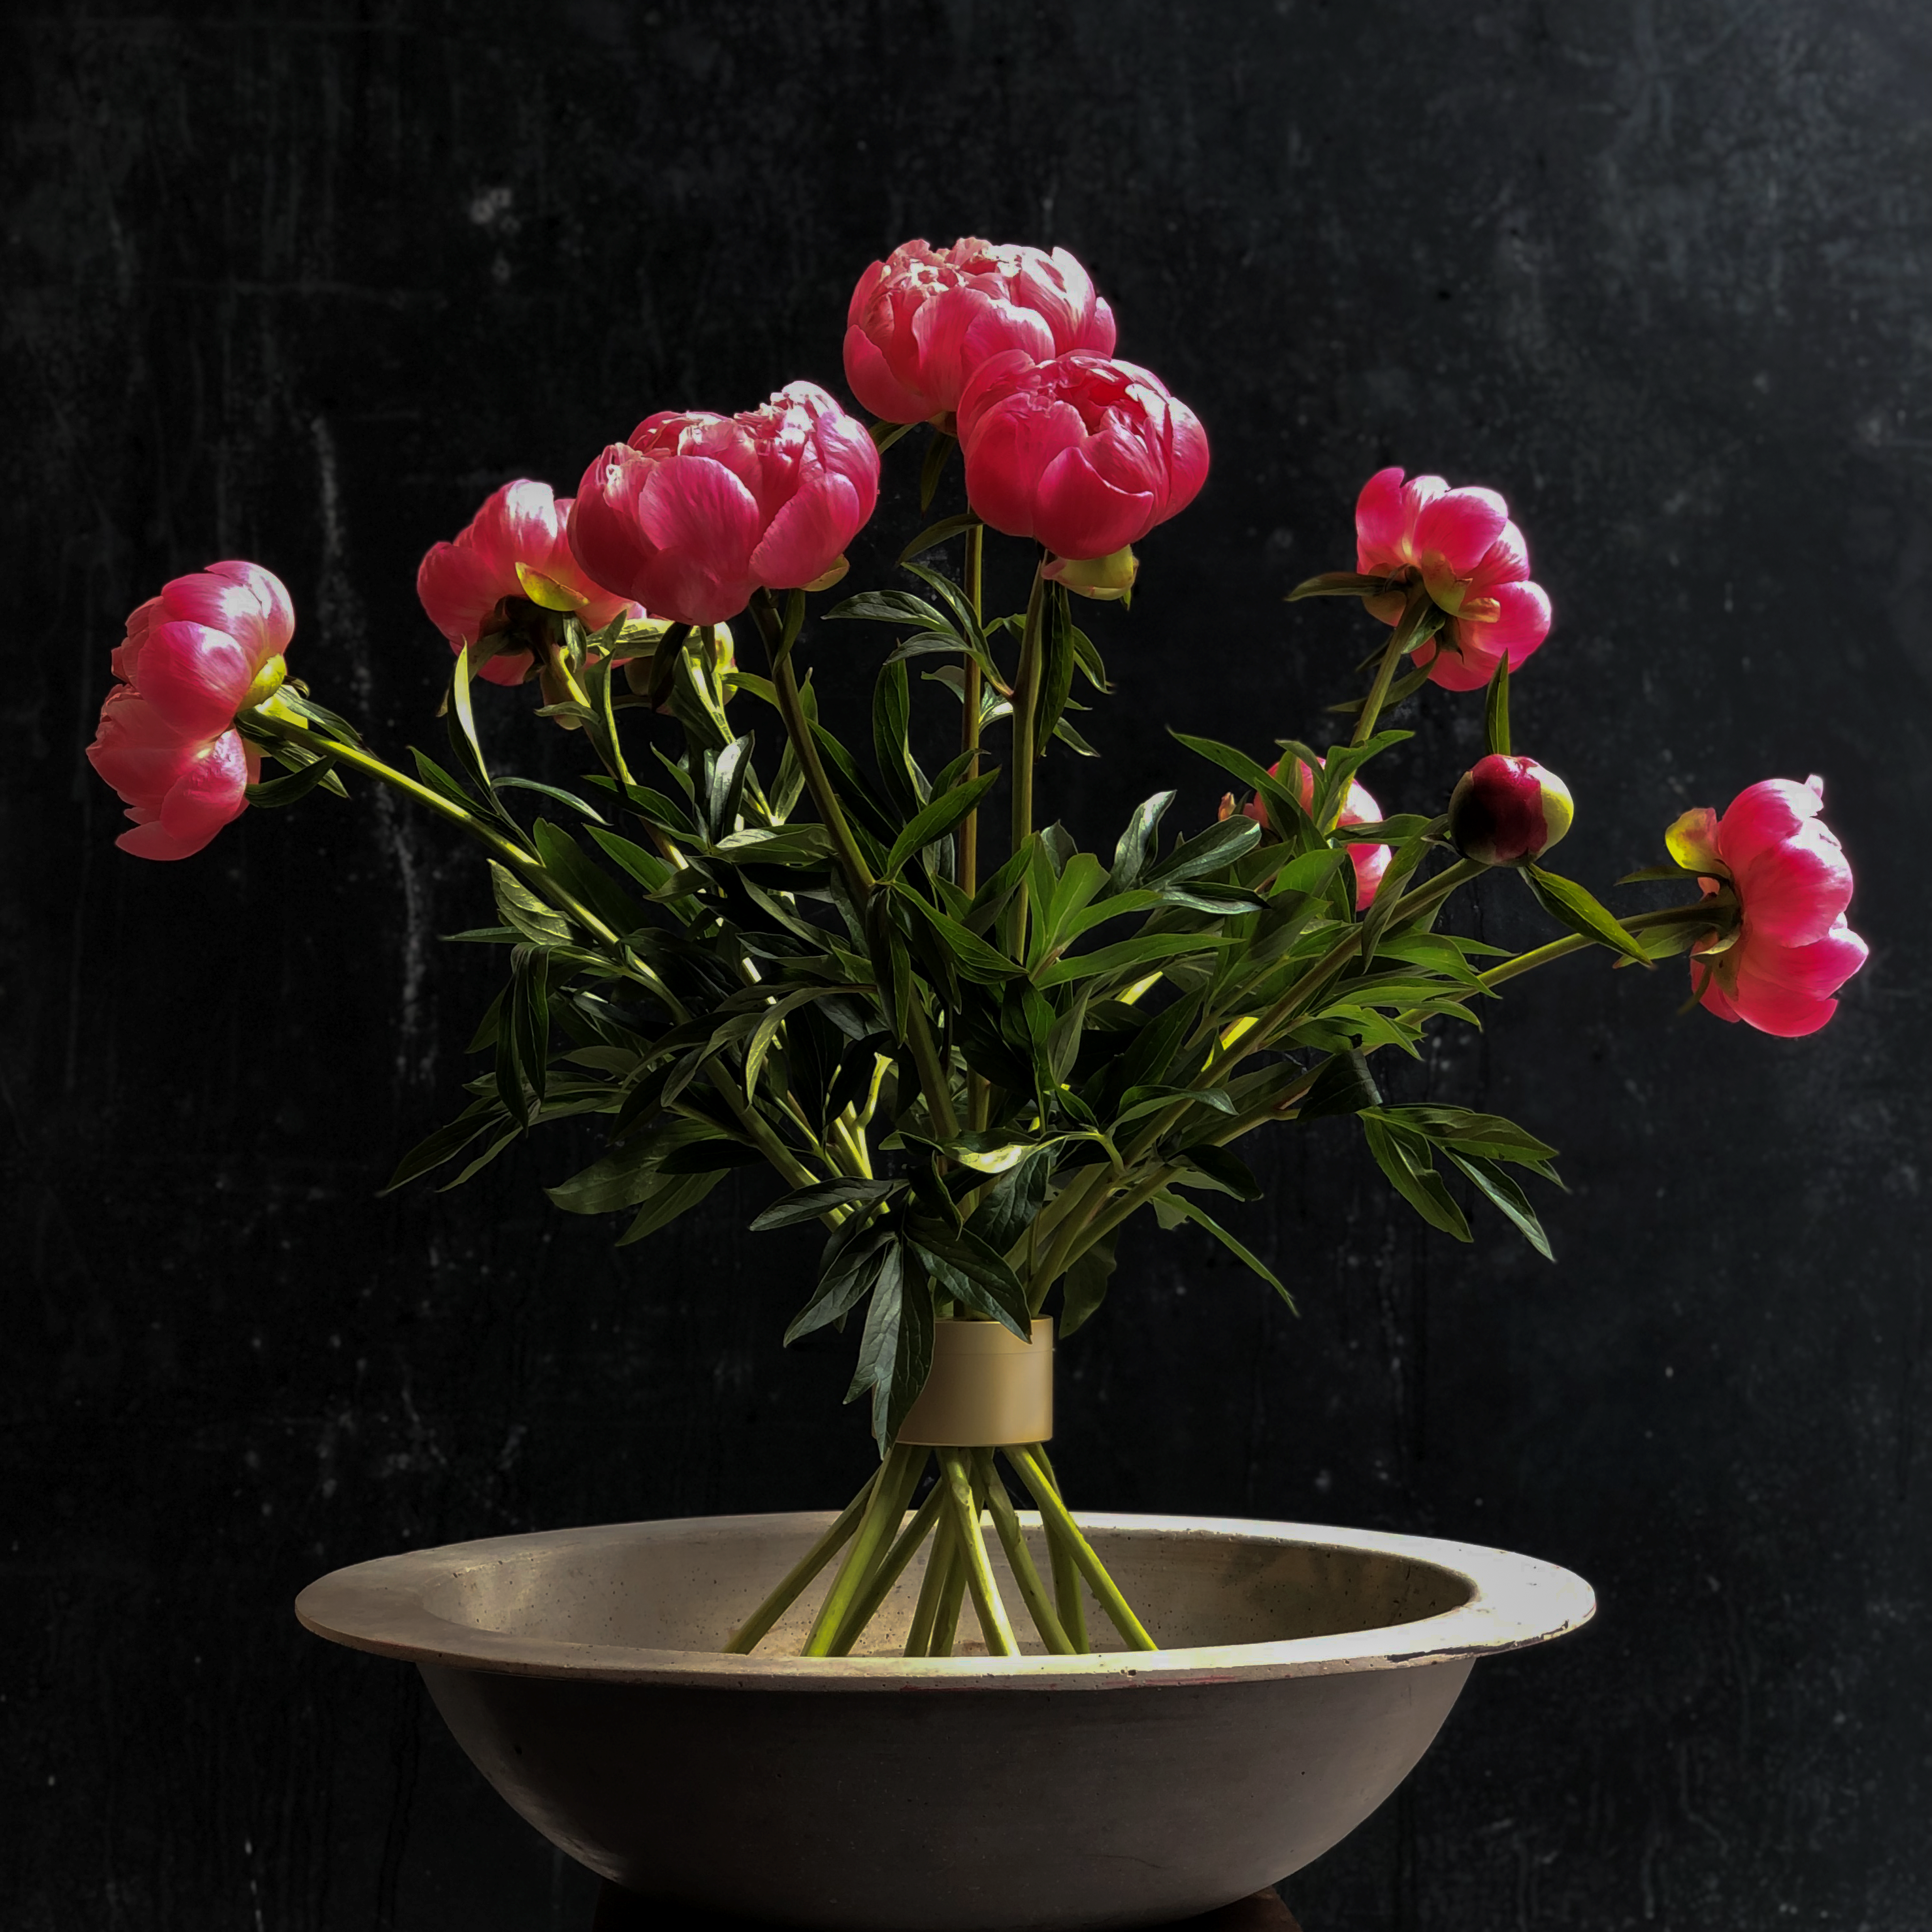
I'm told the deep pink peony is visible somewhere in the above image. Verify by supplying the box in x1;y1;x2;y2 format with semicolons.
1237;757;1390;911
1448;754;1574;866
87;561;293;860
568;383;881;629
1668;776;1867;1038
956;352;1209;562
1354;467;1552;691
416;480;641;687
843;238;1117;425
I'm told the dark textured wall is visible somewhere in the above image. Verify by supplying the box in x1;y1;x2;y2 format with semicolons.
5;3;1928;1927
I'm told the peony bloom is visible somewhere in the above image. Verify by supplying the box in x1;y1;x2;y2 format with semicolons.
87;561;293;860
1448;754;1574;866
1667;776;1867;1038
569;382;881;629
1354;467;1552;691
1233;756;1390;911
843;237;1117;425
956;352;1209;562
417;480;642;687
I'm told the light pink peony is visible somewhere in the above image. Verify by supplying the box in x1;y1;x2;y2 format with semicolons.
843;238;1117;425
1237;757;1390;911
1354;467;1552;691
568;382;881;629
416;480;642;687
956;352;1209;562
87;561;293;860
1667;776;1867;1038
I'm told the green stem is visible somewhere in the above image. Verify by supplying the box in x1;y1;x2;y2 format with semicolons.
1351;581;1437;750
903;1511;957;1657
749;595;876;899
828;1476;946;1656
1005;1447;1156;1651
977;1450;1074;1654
801;1442;923;1657
1002;563;1050;961
930;1520;970;1657
722;1469;878;1654
938;1448;1017;1657
959;523;985;898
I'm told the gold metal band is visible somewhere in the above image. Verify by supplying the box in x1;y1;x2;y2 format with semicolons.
894;1318;1054;1447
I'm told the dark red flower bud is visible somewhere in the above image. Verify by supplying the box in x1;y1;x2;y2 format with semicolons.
1448;754;1574;866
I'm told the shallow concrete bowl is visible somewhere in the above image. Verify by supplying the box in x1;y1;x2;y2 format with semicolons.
297;1513;1593;1929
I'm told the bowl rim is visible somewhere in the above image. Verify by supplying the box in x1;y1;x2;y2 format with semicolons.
294;1512;1595;1692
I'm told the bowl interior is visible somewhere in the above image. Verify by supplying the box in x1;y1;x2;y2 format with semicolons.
420;1516;1475;1659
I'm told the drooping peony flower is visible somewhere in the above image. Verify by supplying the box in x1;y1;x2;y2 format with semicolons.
1448;754;1575;866
1230;755;1390;911
956;352;1209;563
568;382;881;629
843;237;1117;426
416;479;642;687
1354;467;1552;691
87;561;293;860
1666;776;1867;1038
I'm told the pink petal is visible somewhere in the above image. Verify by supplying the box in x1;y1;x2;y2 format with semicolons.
1154;397;1211;519
843;321;932;423
416;540;508;644
1467;520;1531;591
751;467;864;589
1354;468;1410;573
1412;487;1509;574
1032;443;1155;559
136;620;259;737
111;596;165;684
1715;778;1826;868
156;728;250;849
960;393;1087;539
916;288;1053;416
1349;841;1391;909
1485;579;1552;668
1733;822;1854;945
163;562;293;662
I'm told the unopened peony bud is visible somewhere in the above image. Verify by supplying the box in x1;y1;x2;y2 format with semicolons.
1044;545;1138;602
1448;754;1574;866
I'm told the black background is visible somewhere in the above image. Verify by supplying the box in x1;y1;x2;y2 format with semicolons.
5;3;1928;1927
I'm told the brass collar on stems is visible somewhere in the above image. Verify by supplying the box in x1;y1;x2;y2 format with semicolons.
895;1318;1054;1447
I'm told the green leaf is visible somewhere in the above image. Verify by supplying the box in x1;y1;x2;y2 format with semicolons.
898;510;981;565
510;944;550;1108
1286;570;1390;600
244;754;341;808
842;1242;911;1444
615;1169;726;1246
1443;1150;1554;1260
1143;815;1262;889
656;1138;765;1173
908;1225;1032;1339
1309;731;1411;829
917;427;957;513
1057;1230;1117;1338
379;1107;499;1194
751;1177;899;1231
1371;1104;1560;1166
885;770;1001;879
1038;581;1077;750
826;588;957;634
871;658;925;821
1109;791;1176;892
489;862;573;947
545;1117;721;1215
1170;733;1314;847
496;776;608;823
1154;1196;1296;1309
1484;655;1511;758
897;888;1024;985
1033;931;1227;991
902;563;985;649
1173;1142;1262;1201
964;1147;1055;1257
1360;1116;1471;1241
1521;865;1652;964
787;1228;894;1344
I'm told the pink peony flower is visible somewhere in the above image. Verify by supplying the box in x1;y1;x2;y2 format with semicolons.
1448;754;1574;866
1667;776;1868;1038
1354;467;1552;691
568;382;881;629
416;480;642;687
1236;756;1390;911
843;237;1117;425
956;352;1209;562
87;561;293;860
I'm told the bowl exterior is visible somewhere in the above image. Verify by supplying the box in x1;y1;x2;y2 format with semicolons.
422;1654;1471;1929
